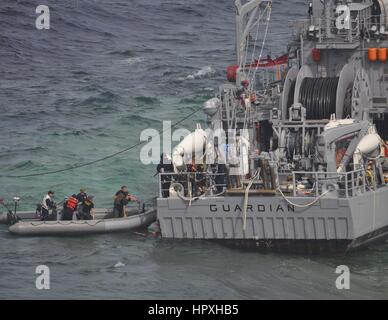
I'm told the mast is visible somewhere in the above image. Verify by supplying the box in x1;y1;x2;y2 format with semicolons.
234;0;272;83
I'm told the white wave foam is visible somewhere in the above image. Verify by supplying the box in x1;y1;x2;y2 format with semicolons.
185;66;216;80
123;57;145;65
114;261;126;268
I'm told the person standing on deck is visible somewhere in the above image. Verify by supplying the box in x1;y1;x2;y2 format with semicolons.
372;0;382;28
156;153;174;197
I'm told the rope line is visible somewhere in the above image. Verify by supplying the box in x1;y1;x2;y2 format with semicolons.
0;108;201;179
243;169;260;231
249;3;272;86
247;3;271;81
277;188;331;209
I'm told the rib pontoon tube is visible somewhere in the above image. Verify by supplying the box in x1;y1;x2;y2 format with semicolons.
0;208;140;224
8;208;156;236
0;210;50;224
0;212;8;224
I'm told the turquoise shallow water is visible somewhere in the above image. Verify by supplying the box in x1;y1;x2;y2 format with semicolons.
0;0;387;299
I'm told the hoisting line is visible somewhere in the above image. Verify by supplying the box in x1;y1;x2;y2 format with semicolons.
242;169;261;231
0;107;202;179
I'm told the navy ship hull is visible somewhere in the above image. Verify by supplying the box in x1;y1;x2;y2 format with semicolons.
157;186;388;253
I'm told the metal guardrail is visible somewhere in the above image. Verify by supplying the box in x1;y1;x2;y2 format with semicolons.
289;169;368;198
292;15;388;44
158;172;227;198
159;169;374;200
292;18;360;43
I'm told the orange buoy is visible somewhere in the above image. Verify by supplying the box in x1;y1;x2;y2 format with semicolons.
378;48;387;62
368;48;377;62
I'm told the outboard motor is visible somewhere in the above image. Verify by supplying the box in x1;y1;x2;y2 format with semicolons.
36;203;42;219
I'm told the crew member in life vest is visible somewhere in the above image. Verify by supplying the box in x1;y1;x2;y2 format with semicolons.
62;194;78;221
41;191;56;221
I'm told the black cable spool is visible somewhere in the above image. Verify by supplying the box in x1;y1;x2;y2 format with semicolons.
299;77;339;120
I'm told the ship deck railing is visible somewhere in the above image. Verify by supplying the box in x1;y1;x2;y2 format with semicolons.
158;169;377;199
288;169;371;199
292;14;388;48
158;172;227;199
292;17;361;45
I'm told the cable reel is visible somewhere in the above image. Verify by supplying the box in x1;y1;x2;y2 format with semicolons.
283;64;360;121
299;77;339;120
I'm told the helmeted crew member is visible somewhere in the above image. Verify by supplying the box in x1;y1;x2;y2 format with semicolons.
110;186;139;218
115;185;129;199
41;191;55;221
78;195;94;220
62;194;78;221
76;188;87;203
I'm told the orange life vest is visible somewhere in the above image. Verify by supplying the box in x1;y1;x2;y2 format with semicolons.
66;197;78;210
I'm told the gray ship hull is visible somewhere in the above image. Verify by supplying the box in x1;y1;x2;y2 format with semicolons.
157;186;388;253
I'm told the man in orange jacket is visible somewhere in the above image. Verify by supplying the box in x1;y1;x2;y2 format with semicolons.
62;194;78;221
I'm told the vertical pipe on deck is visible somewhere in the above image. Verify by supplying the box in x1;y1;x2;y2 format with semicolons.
159;174;162;198
293;172;296;197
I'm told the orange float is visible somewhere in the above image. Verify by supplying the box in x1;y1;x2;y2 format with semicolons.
378;48;387;62
368;48;377;62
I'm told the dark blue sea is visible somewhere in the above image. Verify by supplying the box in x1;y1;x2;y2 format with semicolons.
0;0;387;299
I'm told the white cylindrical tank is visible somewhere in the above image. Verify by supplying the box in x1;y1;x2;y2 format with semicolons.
356;133;381;157
172;126;207;172
239;136;250;176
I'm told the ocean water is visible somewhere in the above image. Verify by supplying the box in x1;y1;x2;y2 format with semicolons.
0;0;387;299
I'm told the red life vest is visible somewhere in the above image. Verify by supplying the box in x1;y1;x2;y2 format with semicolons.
66;197;78;210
